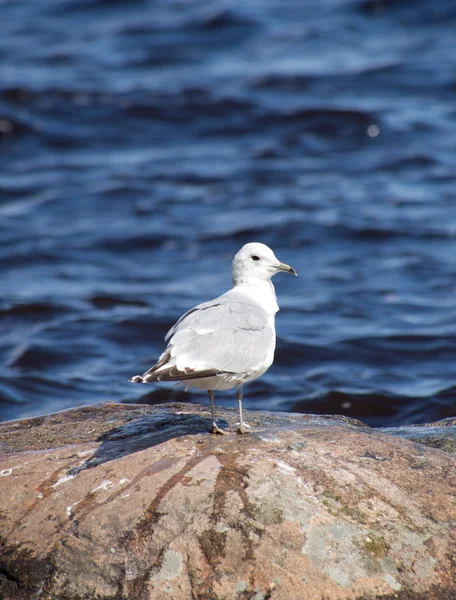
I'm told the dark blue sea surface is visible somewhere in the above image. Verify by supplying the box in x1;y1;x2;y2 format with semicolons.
1;0;456;426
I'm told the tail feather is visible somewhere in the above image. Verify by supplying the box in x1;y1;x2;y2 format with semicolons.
129;371;163;383
129;367;230;384
129;349;172;384
129;348;234;384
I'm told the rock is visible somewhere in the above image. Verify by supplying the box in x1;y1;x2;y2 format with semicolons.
380;417;456;455
0;402;455;600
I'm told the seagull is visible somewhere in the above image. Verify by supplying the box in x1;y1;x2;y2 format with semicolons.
129;242;297;434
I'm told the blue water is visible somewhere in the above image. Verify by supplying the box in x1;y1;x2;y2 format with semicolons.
1;0;456;426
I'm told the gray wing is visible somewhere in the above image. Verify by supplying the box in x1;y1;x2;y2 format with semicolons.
135;291;275;382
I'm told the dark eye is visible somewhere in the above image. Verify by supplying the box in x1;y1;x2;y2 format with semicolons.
251;255;260;261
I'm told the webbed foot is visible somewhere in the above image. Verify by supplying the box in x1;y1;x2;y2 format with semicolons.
236;423;251;435
210;423;228;435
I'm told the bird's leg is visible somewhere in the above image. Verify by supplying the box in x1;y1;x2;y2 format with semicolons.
208;390;227;434
236;385;250;434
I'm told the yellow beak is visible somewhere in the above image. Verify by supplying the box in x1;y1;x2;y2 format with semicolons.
278;262;298;276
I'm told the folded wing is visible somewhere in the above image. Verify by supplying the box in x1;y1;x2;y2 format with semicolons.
135;292;274;382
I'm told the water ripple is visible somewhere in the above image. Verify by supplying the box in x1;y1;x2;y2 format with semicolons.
0;0;455;425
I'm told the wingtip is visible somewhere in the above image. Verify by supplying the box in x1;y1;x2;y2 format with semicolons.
129;375;143;383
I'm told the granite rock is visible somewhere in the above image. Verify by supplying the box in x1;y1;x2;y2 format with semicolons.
0;402;455;600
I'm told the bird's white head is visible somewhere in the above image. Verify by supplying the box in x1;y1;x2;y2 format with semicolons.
231;242;297;286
